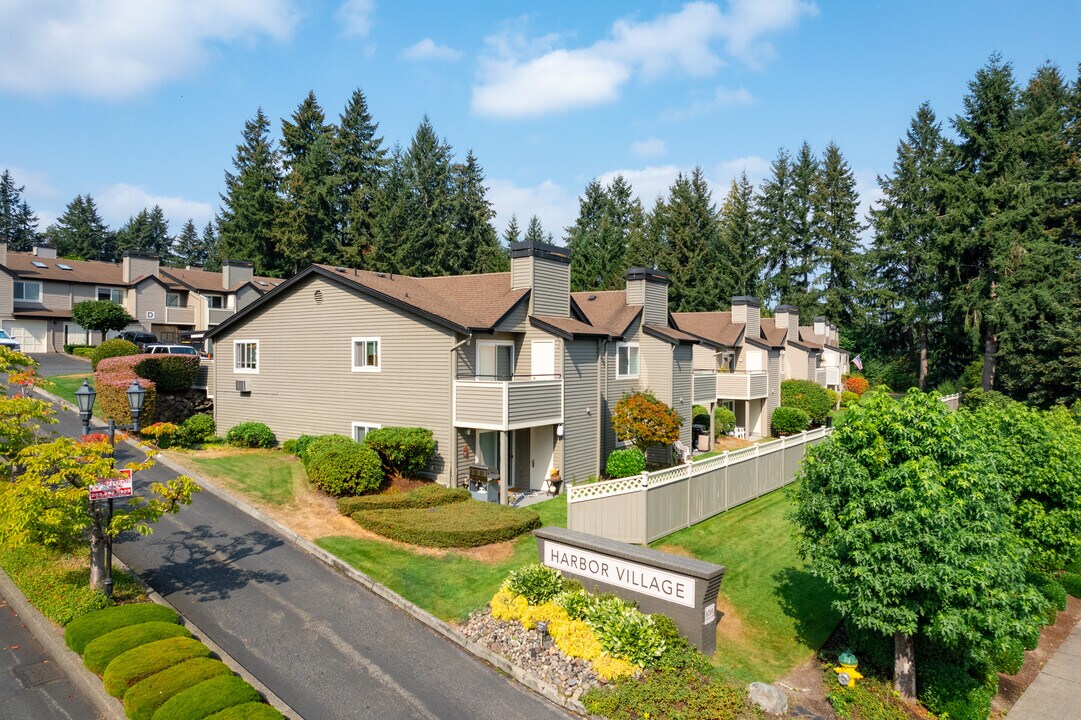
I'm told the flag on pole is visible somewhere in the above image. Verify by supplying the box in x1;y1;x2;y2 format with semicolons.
852;353;863;371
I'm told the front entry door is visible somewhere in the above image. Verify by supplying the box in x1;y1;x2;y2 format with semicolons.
529;426;555;491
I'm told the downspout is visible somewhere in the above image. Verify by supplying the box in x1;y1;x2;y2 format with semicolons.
449;332;473;488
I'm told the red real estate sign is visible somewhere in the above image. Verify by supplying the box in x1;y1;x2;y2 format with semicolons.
89;469;133;501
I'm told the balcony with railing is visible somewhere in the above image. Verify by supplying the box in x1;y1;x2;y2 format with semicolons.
715;371;768;400
164;305;195;325
692;370;717;404
208;307;235;325
454;374;562;430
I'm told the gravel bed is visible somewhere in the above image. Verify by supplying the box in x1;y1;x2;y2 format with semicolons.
460;609;608;702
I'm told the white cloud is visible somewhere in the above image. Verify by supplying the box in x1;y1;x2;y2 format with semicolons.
402;38;463;62
337;0;375;38
631;139;668;158
714;155;771;189
97;184;215;232
662;85;754;120
471;1;815;118
0;0;299;100
596;155;771;208
488;178;578;243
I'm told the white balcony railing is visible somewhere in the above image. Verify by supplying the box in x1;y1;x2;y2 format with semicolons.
453;377;562;430
715;371;768;400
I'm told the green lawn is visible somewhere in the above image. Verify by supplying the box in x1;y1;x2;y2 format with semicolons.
44;373;95;411
182;451;302;506
651;485;840;685
317;493;566;622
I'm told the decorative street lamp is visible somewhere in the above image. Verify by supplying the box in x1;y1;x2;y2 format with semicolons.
74;379;147;598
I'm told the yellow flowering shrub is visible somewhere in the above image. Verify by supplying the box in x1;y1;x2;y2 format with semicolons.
591;653;639;681
490;588;529;622
521;602;568;630
549;618;603;661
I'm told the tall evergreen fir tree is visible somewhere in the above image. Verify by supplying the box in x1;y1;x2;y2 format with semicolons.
868;102;949;389
627;197;667;271
0;169;39;251
45;195;113;261
503;214;521;245
789;142;820;315
200;221;220;272
812;142;862;326
172;219;205;268
604;175;646;284
567;179;635;291
450;150;507;273
718;172;765;299
657;167;722;312
336;88;387;268
274;91;340;274
394;116;455;276
756;148;799;304
368;145;409;273
116;206;171;260
217;108;283;276
523;215;546;244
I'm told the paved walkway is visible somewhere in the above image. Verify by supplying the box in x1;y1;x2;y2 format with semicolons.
1008;620;1081;720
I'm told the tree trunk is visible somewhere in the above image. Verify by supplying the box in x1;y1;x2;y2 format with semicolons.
89;526;107;592
918;323;929;391
894;631;916;701
981;325;997;391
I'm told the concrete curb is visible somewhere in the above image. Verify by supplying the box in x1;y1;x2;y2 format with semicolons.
0;565;126;720
36;385;588;717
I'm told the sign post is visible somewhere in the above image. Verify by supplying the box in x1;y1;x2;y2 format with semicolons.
89;469;133;599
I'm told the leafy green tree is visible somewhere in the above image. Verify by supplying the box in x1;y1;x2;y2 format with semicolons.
812;141;862;326
718;172;765;298
0;169;39;251
71;300;135;335
46;195;114;261
115;206;171;260
336;88;388;268
0;349;55;478
217;108;283;276
791;390;1043;700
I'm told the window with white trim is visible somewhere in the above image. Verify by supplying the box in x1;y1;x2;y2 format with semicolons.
206;294;225;309
97;287;123;303
352;422;381;443
13;281;41;302
477;340;513;381
166;292;182;307
616;342;640;379
234;340;259;373
352;337;381;372
478;431;500;469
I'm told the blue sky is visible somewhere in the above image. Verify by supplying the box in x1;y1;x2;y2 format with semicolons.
2;1;1079;243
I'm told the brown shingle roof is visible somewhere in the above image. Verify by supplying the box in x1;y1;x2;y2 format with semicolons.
758;317;788;348
671;311;744;347
160;266;282;294
6;254;125;285
570;290;641;338
530;315;609;339
643;324;698;345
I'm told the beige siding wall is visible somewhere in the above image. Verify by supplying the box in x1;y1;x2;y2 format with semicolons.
134;283;167;331
766;349;782;428
0;271;11;318
625;281;644;306
640;335;672;404
563;339;600;484
213;275;456;483
511;256;532;290
38;280;71;312
672;344;693;447
494;301;528;333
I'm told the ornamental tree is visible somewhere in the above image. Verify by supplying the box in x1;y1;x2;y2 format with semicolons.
0;348;55;477
72;299;135;336
790;389;1043;701
611;391;682;455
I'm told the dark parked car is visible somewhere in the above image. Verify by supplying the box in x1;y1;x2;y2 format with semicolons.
118;331;158;350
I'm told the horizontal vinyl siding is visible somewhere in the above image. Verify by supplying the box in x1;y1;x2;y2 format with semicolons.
603;322;644;461
563;339;599;484
510;256;532;290
0;272;12;317
494;301;528;333
507;381;562;426
531;259;570;317
135;283;167;331
644;281;667;325
626;281;645;306
640;335;672;404
766;350;782;430
213;275;455;483
40;280;72;312
672;344;693;447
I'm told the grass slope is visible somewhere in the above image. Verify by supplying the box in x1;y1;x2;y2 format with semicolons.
317;493;566;621
44;373;95;411
652;485;840;685
184;452;301;505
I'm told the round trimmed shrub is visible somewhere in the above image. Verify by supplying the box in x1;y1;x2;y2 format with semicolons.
306;439;385;496
151;674;262;720
124;658;233;720
844;375;870;396
780;379;833;424
178;413;216;446
771;406;810;436
205;703;286;720
841;390;860;408
361;426;436;477
300;434;354;467
91;338;139;370
225;421;276;448
65;603;179;654
713;406;736;436
83;621;193;675
102;636;212;697
691;404;710;427
605;448;645;478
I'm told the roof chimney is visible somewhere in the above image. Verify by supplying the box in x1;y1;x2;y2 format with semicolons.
122;252;160;284
730;296;760;342
222;259;254;290
510;241;571;317
774;305;799;341
32;244;57;259
814;316;826;337
625;268;669;325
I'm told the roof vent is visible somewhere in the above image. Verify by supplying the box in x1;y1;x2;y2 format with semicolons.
376;272;386;278
587;294;597;301
314;290;323;305
335;267;346;272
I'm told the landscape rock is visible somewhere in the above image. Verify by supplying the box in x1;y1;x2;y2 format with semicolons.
748;682;789;715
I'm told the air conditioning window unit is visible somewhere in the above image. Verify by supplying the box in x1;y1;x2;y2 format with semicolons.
235;380;249;392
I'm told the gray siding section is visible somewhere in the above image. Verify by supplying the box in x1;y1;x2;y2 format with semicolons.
672;344;692;447
0;269;11;318
531;258;570;317
745;309;759;341
563;339;599;484
766;349;782;431
644;281;668;325
494;301;528;333
454;383;505;427
514;430;529;487
693;373;715;404
507;381;562;427
601;321;644;461
212;274;455;483
235;285;262;312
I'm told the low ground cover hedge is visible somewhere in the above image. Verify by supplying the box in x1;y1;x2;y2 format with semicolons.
83;621;193;674
205;702;286;720
352;501;540;547
102;636;212;697
124;657;234;720
65;603;179;654
337;484;469;515
152;673;262;720
583;667;749;720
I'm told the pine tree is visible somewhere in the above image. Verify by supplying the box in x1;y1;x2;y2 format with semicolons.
789;142;820;314
116;206;171;260
172;219;204;268
523;215;546;244
217;108;283;276
812;142;862;326
394;116;455;276
45;195;113;261
200;222;220;272
450;150;507;273
336;88;388;268
718;172;765;299
657;167;722;312
756;148;799;304
627;197;667;271
0;170;39;251
503;214;522;245
368;145;408;273
567;180;612;290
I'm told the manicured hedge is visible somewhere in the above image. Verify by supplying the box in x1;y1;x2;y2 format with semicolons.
300;434;353;464
91;338;139;370
205;702;286;720
102;636;212;697
307;438;384;496
93;360;157;426
337;484;469;515
65;603;179;654
124;658;233;720
714;405;737;436
362;426;436;477
352;501;540;548
771;406;810;436
83;621;193;675
151;674;262;720
225;421;276;448
606;448;645;478
133;355;200;393
780;378;833;424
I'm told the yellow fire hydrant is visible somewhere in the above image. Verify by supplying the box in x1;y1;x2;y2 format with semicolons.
834;650;863;687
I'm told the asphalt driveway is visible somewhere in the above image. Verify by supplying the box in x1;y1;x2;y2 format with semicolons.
29;352;91;377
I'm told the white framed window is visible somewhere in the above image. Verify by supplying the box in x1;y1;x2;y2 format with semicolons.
166;292;182;307
13;281;42;302
478;431;500;469
206;294;225;309
234;340;259;373
96;286;123;303
352;337;381;372
352;422;381;443
616;342;640;379
476;340;514;381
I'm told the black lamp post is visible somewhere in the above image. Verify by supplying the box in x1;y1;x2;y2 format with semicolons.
74;379;146;598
